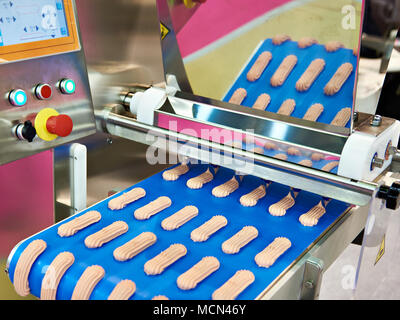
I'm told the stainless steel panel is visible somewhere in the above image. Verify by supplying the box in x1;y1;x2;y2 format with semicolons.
161;90;349;156
0;0;96;165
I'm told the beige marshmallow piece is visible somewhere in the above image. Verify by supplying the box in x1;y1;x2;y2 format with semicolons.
113;232;157;262
108;188;146;211
108;280;136;300
240;185;266;207
71;265;105;300
84;221;128;249
255;237;292;268
250;147;264;155
226;140;243;149
330;107;352;127
311;153;325;161
298;159;313;167
144;244;187;276
325;41;344;52
191;215;228;242
269;192;295;216
212;176;239;198
177;257;220;290
270;55;297;87
287;147;301;156
272;34;291;45
134;196;172;220
40;252;74;300
162;164;189;181
243;135;255;145
152;295;169;300
229;88;247;105
13;239;47;297
277;99;296;116
187;168;214;189
321;161;339;172
161;205;199;231
264;141;278;150
303;103;324;122
324;63;353;96
247;51;272;82
299;201;326;227
58;211;102;237
298;37;317;49
274;153;288;161
296;59;326;92
212;270;255;300
252;93;271;110
222;226;259;254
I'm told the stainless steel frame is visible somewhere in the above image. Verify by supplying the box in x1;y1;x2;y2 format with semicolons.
156;0;192;93
98;108;377;206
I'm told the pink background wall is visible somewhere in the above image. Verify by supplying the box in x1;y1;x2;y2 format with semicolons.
176;0;292;57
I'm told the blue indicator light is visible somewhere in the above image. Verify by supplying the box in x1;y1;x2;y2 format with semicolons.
60;79;76;94
9;89;27;107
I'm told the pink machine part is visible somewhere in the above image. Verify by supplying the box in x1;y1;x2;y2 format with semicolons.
0;151;54;257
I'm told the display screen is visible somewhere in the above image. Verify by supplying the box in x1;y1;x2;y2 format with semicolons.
0;0;69;47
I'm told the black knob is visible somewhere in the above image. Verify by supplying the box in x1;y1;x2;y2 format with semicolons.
377;182;400;210
15;121;36;142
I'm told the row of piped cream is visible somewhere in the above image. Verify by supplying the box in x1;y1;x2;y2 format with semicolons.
12;218;290;300
58;206;288;257
228;35;355;127
162;165;331;227
12;238;159;300
236;35;355;96
229;89;352;127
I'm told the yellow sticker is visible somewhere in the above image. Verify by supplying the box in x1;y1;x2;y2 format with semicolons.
160;22;170;40
374;234;385;265
183;0;196;8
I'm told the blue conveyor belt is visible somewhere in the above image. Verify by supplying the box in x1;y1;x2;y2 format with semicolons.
7;164;350;300
223;39;357;128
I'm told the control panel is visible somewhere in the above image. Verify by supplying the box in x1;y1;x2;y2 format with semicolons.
0;0;95;165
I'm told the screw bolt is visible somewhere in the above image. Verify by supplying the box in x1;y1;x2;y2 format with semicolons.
370;115;382;127
372;155;384;169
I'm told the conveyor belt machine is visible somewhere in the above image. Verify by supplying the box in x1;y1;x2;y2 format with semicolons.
3;0;400;299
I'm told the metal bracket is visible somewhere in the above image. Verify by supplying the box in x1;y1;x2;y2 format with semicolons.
69;143;87;214
300;257;324;300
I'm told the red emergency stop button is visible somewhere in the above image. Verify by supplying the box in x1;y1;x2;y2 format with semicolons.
35;84;52;100
46;114;73;137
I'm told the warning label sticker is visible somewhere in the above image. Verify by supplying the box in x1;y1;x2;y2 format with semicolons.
160;22;170;40
374;234;385;265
